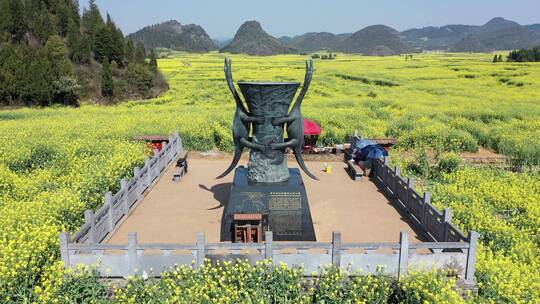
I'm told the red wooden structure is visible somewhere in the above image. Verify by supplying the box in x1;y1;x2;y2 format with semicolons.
132;135;170;151
233;213;263;243
303;119;322;153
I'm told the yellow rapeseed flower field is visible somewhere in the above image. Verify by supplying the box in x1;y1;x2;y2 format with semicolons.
0;51;539;303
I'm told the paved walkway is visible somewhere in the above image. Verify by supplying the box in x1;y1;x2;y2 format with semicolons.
107;158;423;244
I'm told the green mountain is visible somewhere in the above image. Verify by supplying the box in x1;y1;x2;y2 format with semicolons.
401;25;476;51
127;20;216;52
279;32;342;52
220;21;296;56
404;18;540;52
339;25;413;55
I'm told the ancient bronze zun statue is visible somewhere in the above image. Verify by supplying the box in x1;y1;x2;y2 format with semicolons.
217;58;318;183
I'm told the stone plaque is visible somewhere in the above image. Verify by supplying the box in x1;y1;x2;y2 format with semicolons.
269;192;301;210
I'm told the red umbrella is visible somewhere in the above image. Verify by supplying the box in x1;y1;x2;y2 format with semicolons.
304;119;321;135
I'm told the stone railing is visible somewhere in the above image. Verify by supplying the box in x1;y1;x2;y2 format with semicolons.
60;134;478;285
372;157;467;243
60;230;478;283
69;132;183;244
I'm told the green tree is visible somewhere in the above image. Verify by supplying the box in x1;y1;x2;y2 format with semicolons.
149;50;158;73
31;2;54;42
100;57;114;98
125;39;135;63
45;34;68;63
498;55;503;62
126;63;153;97
82;0;104;50
106;13;125;65
56;2;71;37
493;54;498;63
4;0;26;42
93;25;114;63
67;23;90;64
24;47;55;106
134;42;146;64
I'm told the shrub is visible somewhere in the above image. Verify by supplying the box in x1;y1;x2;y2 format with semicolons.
436;152;462;174
126;64;154;97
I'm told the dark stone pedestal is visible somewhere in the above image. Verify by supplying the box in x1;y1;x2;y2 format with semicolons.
221;167;316;242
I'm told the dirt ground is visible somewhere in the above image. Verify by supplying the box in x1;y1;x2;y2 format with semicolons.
107;156;424;244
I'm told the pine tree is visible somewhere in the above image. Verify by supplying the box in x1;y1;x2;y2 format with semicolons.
93;25;114;63
82;0;104;50
498;55;503;62
67;23;90;64
106;14;125;65
134;42;146;64
149;50;158;73
56;2;71;37
100;57;114;98
125;39;135;63
32;3;54;42
5;0;26;42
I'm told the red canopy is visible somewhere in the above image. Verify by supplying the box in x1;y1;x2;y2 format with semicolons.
304;119;321;135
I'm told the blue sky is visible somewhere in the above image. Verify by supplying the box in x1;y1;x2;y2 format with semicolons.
80;0;540;38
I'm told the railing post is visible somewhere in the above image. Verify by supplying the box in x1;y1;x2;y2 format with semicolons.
422;192;431;229
84;210;96;244
332;231;341;267
159;142;167;169
105;191;114;232
127;232;139;277
196;232;206;269
133;167;142;200
398;231;409;279
393;166;401;196
383;157;390;187
153;149;160;178
59;232;70;267
120;179;129;215
465;231;479;284
265;231;273;260
144;158;152;186
442;208;453;242
406;178;415;211
167;135;174;162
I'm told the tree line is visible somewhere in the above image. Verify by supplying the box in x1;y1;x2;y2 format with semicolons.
507;46;540;62
0;0;167;107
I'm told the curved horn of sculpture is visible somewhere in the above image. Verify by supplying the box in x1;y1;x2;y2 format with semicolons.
289;60;318;180
294;59;314;112
224;58;248;114
216;59;249;179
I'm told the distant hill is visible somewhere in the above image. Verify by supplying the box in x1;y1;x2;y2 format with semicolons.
128;20;216;52
221;21;295;56
405;18;540;52
470;17;539;51
281;32;341;52
402;25;476;51
339;25;413;55
450;34;486;52
213;38;232;48
279;32;352;52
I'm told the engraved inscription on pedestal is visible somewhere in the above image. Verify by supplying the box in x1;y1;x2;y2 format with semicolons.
269;192;301;210
269;192;303;237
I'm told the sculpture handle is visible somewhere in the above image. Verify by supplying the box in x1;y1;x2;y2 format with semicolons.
292;59;314;111
224;58;249;114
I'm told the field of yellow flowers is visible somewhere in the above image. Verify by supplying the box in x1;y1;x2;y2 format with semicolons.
0;52;539;303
